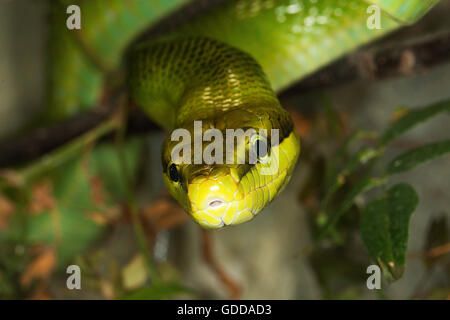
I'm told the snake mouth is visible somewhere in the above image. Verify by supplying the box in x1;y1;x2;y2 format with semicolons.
208;199;225;209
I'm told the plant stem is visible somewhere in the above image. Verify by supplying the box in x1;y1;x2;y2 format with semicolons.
115;103;160;286
317;176;388;241
0;114;120;193
20;115;120;183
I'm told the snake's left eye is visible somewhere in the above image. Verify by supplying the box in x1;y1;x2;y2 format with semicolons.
168;163;179;182
251;134;269;163
255;139;268;159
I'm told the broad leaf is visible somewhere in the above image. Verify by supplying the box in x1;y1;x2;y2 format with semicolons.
361;183;418;280
387;140;450;174
361;198;393;266
9;139;143;267
381;100;450;145
387;184;419;267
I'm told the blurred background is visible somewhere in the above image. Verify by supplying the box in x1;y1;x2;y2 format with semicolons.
0;0;449;299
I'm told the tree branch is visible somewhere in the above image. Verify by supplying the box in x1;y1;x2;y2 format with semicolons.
0;107;159;168
1;30;449;168
282;31;450;95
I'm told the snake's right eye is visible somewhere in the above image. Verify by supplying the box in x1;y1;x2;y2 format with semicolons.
168;163;179;182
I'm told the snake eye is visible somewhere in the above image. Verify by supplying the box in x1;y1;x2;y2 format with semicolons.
251;134;269;163
255;139;268;159
168;163;179;182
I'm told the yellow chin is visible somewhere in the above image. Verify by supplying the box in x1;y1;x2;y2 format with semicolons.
187;174;253;229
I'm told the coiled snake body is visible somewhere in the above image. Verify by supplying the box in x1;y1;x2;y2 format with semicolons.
49;0;438;228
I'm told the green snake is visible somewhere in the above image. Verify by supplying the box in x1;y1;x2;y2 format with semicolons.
49;0;438;229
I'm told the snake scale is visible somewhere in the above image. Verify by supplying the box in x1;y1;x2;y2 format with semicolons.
49;0;439;228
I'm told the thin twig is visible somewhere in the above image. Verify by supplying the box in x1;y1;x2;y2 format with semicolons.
408;242;450;259
426;242;450;258
115;100;160;285
200;229;241;299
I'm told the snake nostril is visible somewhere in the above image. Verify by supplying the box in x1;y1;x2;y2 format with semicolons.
208;199;224;208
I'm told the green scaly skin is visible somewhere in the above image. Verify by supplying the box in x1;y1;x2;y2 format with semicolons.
48;0;190;120
49;0;439;228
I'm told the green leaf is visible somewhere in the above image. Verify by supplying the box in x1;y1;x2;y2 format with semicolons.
387;184;418;266
319;176;385;239
361;198;393;266
387;140;450;174
23;158;102;266
122;283;192;300
322;147;381;208
14;139;143;267
88;138;143;198
361;184;418;281
381;100;450;145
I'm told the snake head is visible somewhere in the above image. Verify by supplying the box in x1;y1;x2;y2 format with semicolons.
161;107;300;229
